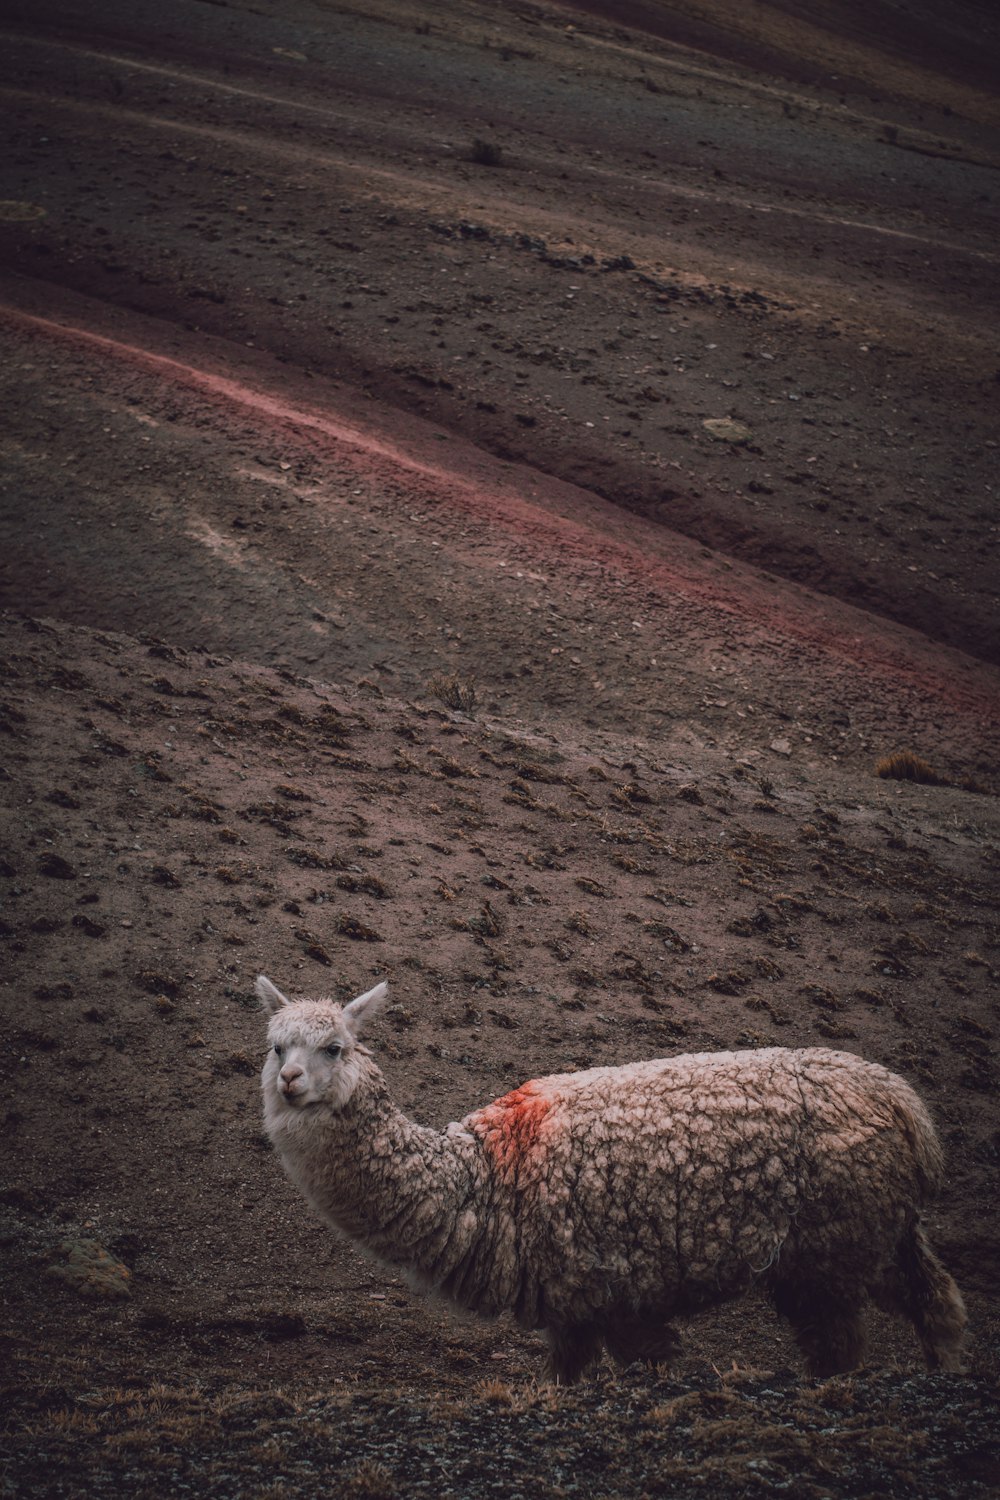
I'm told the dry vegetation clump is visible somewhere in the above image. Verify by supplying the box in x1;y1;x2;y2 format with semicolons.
875;751;946;785
427;673;478;714
469;137;503;167
3;1368;998;1499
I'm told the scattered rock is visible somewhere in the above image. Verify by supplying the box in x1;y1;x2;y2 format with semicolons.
702;418;752;443
45;1239;132;1300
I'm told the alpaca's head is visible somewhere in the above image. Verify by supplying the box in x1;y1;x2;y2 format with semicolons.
258;975;388;1114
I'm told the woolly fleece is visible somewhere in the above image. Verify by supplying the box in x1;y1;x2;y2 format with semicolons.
260;980;966;1380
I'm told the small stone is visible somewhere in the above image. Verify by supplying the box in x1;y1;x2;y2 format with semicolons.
703;417;752;443
0;200;47;222
770;738;792;756
45;1239;131;1300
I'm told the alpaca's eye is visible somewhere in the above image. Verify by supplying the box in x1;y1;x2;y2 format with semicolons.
325;1043;342;1059
273;1043;284;1057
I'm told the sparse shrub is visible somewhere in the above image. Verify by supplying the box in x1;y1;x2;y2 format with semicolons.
474;1377;517;1406
342;1459;395;1498
875;751;945;786
338;915;384;943
337;873;391;899
470;137;503;167
428;672;478;714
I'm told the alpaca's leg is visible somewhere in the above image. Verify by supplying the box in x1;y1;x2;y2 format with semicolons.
604;1314;682;1370
772;1280;867;1378
545;1322;601;1384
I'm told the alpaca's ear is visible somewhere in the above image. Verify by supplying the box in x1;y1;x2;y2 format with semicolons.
257;975;290;1016
343;980;389;1038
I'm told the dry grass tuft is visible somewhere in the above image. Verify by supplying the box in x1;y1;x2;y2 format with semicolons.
343;1459;396;1498
472;1377;518;1406
428;672;478;714
875;751;945;785
469;1376;566;1414
470;138;503;167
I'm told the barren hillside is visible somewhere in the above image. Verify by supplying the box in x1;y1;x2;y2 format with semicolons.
1;1;998;1495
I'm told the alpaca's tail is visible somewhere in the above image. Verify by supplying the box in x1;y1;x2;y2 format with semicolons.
894;1219;967;1371
885;1083;944;1198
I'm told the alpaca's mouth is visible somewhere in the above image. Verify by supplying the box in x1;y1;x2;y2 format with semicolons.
280;1089;317;1108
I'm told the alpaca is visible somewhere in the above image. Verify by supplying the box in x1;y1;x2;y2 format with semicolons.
258;975;966;1382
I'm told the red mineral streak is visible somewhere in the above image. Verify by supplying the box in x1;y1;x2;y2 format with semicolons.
475;1083;551;1178
1;302;995;731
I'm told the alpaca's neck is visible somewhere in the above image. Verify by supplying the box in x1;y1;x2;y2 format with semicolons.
275;1075;486;1285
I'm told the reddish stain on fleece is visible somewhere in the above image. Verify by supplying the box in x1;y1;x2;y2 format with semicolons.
472;1082;551;1179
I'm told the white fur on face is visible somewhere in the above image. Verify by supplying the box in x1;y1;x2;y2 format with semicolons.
262;1001;366;1114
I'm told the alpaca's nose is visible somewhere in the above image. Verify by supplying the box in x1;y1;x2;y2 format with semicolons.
279;1062;305;1090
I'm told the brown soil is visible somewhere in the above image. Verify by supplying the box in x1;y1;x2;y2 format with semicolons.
1;0;998;1494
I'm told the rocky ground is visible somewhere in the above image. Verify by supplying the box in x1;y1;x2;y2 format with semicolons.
1;0;998;1495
